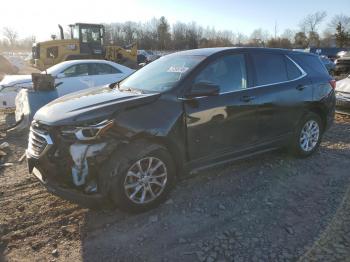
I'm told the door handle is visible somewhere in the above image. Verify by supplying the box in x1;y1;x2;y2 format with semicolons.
240;95;256;102
296;84;305;91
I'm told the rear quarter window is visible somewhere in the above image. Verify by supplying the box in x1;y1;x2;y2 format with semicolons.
285;57;303;80
289;54;329;76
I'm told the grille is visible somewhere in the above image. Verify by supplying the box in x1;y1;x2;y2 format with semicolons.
27;123;53;158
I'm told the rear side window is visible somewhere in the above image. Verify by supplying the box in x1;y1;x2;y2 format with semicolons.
290;54;329;76
285;57;302;80
252;53;288;86
90;63;121;75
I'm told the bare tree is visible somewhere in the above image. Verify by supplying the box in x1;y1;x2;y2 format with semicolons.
249;28;270;46
327;14;350;33
235;32;247;46
2;27;18;46
299;11;327;33
281;29;295;43
172;22;188;49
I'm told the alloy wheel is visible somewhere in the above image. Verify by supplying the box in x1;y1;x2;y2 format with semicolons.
299;120;320;152
124;157;168;204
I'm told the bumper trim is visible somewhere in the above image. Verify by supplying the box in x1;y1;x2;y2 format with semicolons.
32;167;108;208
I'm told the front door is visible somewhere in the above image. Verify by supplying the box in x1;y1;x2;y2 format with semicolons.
184;53;259;162
56;63;93;96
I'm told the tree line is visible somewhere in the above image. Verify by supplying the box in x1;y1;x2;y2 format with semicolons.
104;12;350;50
1;11;350;52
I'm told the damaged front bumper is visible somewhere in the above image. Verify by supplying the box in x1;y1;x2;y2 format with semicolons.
28;159;107;208
26;123;120;207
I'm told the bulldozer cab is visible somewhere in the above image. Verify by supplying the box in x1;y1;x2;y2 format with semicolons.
69;23;104;56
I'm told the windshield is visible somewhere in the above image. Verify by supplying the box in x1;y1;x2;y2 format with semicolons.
119;54;205;93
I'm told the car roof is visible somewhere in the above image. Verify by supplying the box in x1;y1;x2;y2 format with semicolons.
173;47;317;57
46;59;134;75
56;59;119;67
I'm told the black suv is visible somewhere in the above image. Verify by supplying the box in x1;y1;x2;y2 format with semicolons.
27;48;335;212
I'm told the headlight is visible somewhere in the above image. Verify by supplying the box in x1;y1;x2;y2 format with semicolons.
61;120;114;141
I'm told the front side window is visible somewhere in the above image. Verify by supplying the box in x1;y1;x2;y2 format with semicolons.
253;53;288;86
119;54;205;93
62;64;89;77
194;54;247;93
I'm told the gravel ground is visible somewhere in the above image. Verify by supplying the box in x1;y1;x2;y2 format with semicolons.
300;177;350;262
0;114;350;262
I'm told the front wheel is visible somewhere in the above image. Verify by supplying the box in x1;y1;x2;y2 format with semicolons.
105;141;176;212
291;113;323;157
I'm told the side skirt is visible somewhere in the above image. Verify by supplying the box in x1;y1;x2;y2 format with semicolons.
185;146;280;176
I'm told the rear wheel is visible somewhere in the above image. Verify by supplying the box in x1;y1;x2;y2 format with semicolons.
291;113;323;157
105;141;176;212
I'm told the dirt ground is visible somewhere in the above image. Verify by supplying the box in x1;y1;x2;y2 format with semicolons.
0;113;349;262
0;53;39;81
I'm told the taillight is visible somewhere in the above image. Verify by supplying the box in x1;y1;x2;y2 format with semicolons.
329;79;336;89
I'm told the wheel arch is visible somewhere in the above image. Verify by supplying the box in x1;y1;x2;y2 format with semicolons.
128;134;186;177
305;105;327;131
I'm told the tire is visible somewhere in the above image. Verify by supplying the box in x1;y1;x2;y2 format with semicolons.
291;112;323;158
104;140;176;212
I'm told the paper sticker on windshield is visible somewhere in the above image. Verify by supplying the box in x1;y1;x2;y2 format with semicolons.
167;66;189;73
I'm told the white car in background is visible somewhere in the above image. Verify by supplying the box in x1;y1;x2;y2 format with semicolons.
335;75;350;114
0;60;134;108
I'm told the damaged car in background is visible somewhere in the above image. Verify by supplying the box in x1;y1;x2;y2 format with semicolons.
335;74;350;114
27;48;335;212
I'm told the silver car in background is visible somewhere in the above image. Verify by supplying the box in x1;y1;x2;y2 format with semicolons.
335;75;350;114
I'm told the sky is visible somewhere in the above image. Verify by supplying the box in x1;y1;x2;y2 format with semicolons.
0;0;349;41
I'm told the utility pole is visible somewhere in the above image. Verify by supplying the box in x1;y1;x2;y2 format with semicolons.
274;20;278;39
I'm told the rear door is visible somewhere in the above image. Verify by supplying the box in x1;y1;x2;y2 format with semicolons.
250;52;311;144
184;53;259;161
56;63;93;96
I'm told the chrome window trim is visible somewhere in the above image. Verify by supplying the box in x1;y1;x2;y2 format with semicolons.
27;127;53;159
179;54;308;98
210;55;308;95
286;55;307;77
248;55;307;90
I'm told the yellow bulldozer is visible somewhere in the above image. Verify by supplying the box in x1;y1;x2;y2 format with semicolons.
31;23;138;70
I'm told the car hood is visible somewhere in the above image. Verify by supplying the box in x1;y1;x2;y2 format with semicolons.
0;75;32;87
336;77;350;93
34;86;161;126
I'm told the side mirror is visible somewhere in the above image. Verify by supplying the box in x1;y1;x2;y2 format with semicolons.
186;81;220;98
56;73;65;79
